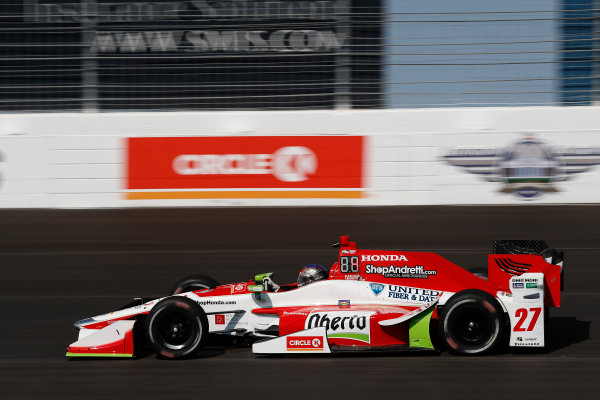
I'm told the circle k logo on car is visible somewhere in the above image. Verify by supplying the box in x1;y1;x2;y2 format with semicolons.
172;146;318;182
287;335;324;350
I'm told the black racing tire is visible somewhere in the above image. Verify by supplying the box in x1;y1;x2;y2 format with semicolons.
439;290;506;355
169;275;220;296
145;297;208;359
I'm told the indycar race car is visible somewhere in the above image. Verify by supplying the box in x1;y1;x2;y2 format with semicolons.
66;236;563;358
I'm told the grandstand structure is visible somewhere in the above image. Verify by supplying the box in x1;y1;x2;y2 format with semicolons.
0;1;598;111
1;0;382;111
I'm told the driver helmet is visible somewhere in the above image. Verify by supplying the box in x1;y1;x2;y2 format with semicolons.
298;264;328;286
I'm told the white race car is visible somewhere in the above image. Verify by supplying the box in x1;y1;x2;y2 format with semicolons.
67;236;563;358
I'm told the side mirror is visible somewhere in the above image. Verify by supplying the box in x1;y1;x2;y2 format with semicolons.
254;272;274;283
249;272;274;293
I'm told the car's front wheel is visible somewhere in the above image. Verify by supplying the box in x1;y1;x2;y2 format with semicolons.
145;297;208;359
439;290;506;355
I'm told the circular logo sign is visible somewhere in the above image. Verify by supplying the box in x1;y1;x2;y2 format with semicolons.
272;146;318;182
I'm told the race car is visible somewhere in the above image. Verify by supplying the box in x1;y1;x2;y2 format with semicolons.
66;236;563;358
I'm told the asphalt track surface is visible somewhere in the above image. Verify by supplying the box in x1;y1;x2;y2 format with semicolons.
1;206;598;400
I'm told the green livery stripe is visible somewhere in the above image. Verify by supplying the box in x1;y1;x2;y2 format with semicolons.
327;333;370;342
409;304;436;349
66;352;133;358
253;272;273;283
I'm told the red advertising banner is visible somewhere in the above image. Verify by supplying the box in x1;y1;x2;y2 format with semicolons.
126;136;363;199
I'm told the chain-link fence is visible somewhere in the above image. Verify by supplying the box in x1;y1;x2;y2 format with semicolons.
0;1;598;112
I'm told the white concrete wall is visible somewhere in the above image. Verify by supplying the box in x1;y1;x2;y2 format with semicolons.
1;107;600;208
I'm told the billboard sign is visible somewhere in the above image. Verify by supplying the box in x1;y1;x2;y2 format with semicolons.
443;135;600;199
19;0;382;111
126;136;364;199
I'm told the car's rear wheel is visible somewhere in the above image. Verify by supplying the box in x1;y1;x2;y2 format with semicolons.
439;290;505;355
145;297;208;359
169;275;220;295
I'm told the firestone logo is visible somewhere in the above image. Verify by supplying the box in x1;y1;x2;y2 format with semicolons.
172;146;317;182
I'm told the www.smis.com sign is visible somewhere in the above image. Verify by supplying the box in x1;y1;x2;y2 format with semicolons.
25;1;346;53
126;136;364;200
92;30;347;53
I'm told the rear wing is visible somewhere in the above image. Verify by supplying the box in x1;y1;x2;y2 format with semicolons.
488;240;563;307
493;240;564;268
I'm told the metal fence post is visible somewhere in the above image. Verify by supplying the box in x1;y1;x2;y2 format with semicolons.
81;0;98;112
335;0;352;109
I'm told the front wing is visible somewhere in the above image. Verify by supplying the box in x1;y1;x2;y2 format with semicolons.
67;320;135;357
